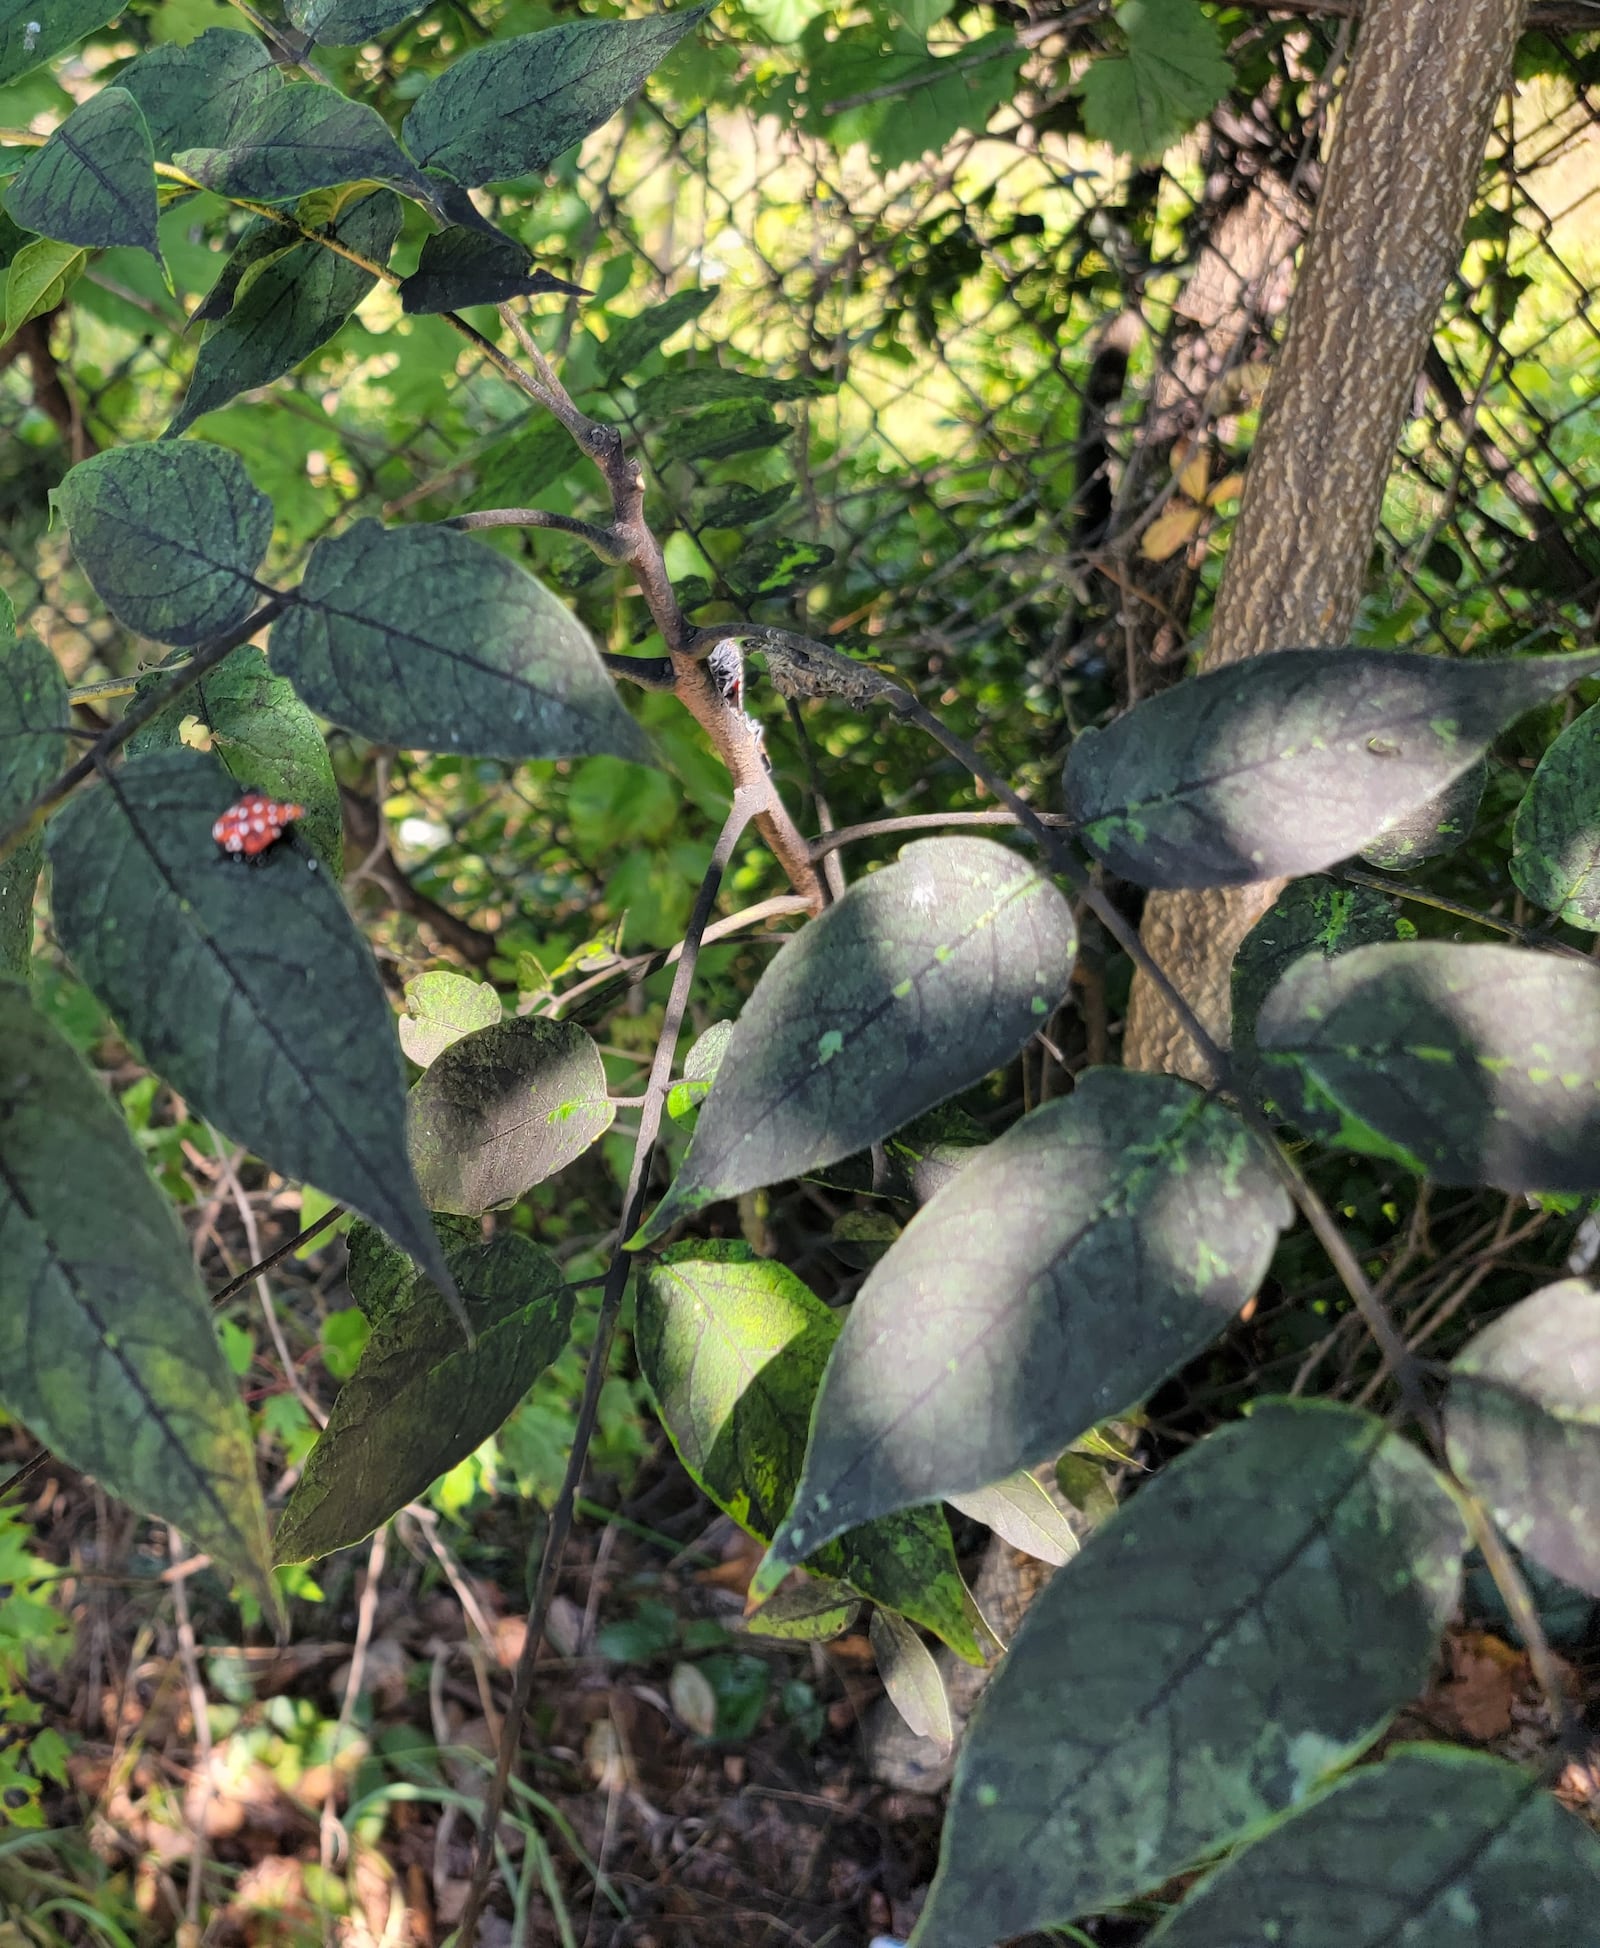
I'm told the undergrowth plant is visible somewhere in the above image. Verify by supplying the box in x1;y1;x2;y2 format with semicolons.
2;5;1599;1946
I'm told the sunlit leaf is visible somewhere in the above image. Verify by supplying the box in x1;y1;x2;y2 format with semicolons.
1358;756;1485;870
637;837;1075;1242
46;750;457;1308
636;1242;982;1661
0;980;273;1605
398;970;501;1068
870;1609;953;1750
271;519;650;763
1139;502;1203;561
1445;1278;1600;1597
402;8;710;189
756;1071;1288;1582
1064;646;1600;889
274;1225;573;1563
1145;1747;1600;1947
915;1403;1464;1946
1;236;87;346
51;440;273;647
5;88;158;256
1078;0;1233;163
407;1016;615;1215
1255;941;1600;1193
947;1473;1079;1567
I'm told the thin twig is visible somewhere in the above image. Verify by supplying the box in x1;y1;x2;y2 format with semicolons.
212;1136;327;1430
210;1203;344;1308
167;1525;215;1933
320;1524;388;1920
454;789;762;1948
809;807;1077;859
540;895;810;1019
1338;865;1593;961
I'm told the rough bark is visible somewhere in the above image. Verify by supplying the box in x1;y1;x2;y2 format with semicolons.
1125;0;1531;1080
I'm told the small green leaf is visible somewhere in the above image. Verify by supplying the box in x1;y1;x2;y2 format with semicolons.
398;970;501;1068
1512;700;1600;929
287;0;429;44
1;2;123;87
655;396;790;465
168;189;402;437
0;630;66;827
595;285;717;385
636;1242;982;1661
273;1226;573;1563
947;1473;1079;1567
913;1403;1465;1947
0;980;273;1606
1145;1747;1600;1947
1255;941;1600;1194
634;366;836;414
174;82;426;202
5;88;159;257
2;237;87;347
51;440;273;647
115;28;281;162
870;1609;953;1750
758;1072;1289;1577
637;837;1076;1241
407;1016;615;1215
398;224;585;314
666;1018;733;1124
743;1572;859;1642
46;750;457;1309
402;8;710;189
1078;0;1233;163
126;645;342;876
1445;1278;1600;1597
271;519;650;763
1064;646;1600;889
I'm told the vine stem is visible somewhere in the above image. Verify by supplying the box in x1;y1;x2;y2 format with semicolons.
453;788;762;1948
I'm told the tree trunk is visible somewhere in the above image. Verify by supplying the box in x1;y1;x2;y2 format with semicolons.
1125;0;1531;1080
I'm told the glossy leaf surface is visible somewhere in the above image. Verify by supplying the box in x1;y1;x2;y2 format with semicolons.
1445;1278;1600;1596
127;646;342;876
1255;941;1600;1193
47;751;455;1304
52;441;272;647
274;1226;572;1563
402;9;709;188
915;1403;1464;1947
637;837;1075;1241
272;520;649;762
1146;1747;1600;1947
408;1016;615;1215
0;981;272;1603
4;88;158;255
1064;646;1600;889
636;1243;982;1661
758;1071;1289;1580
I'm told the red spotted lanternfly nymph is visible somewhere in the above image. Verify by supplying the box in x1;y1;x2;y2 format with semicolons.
212;792;305;858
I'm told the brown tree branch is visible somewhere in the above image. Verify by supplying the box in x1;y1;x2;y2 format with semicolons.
1226;0;1595;21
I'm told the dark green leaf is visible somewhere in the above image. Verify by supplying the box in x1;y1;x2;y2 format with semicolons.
407;1016;615;1215
287;0;429;44
634;366;836;414
187;216;291;328
462;417;577;514
726;536;834;599
273;1226;573;1563
1445;1279;1600;1597
595;286;717;385
1512;701;1600;929
126;646;342;876
1078;0;1233;163
2;237;87;345
0;631;66;827
870;1609;953;1750
1145;1747;1600;1948
636;1242;982;1661
636;837;1076;1242
1230;876;1409;1115
1358;756;1485;870
0;837;39;979
4;89;158;256
1063;647;1600;890
693;481;795;529
51;441;273;647
115;29;280;162
1255;941;1600;1194
0;980;272;1604
46;750;457;1309
398;970;501;1068
271;519;650;762
0;2;121;88
398;224;585;314
174;82;425;202
695;1652;769;1739
656;396;789;464
757;1072;1289;1581
916;1402;1464;1947
401;8;709;189
169;190;402;435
